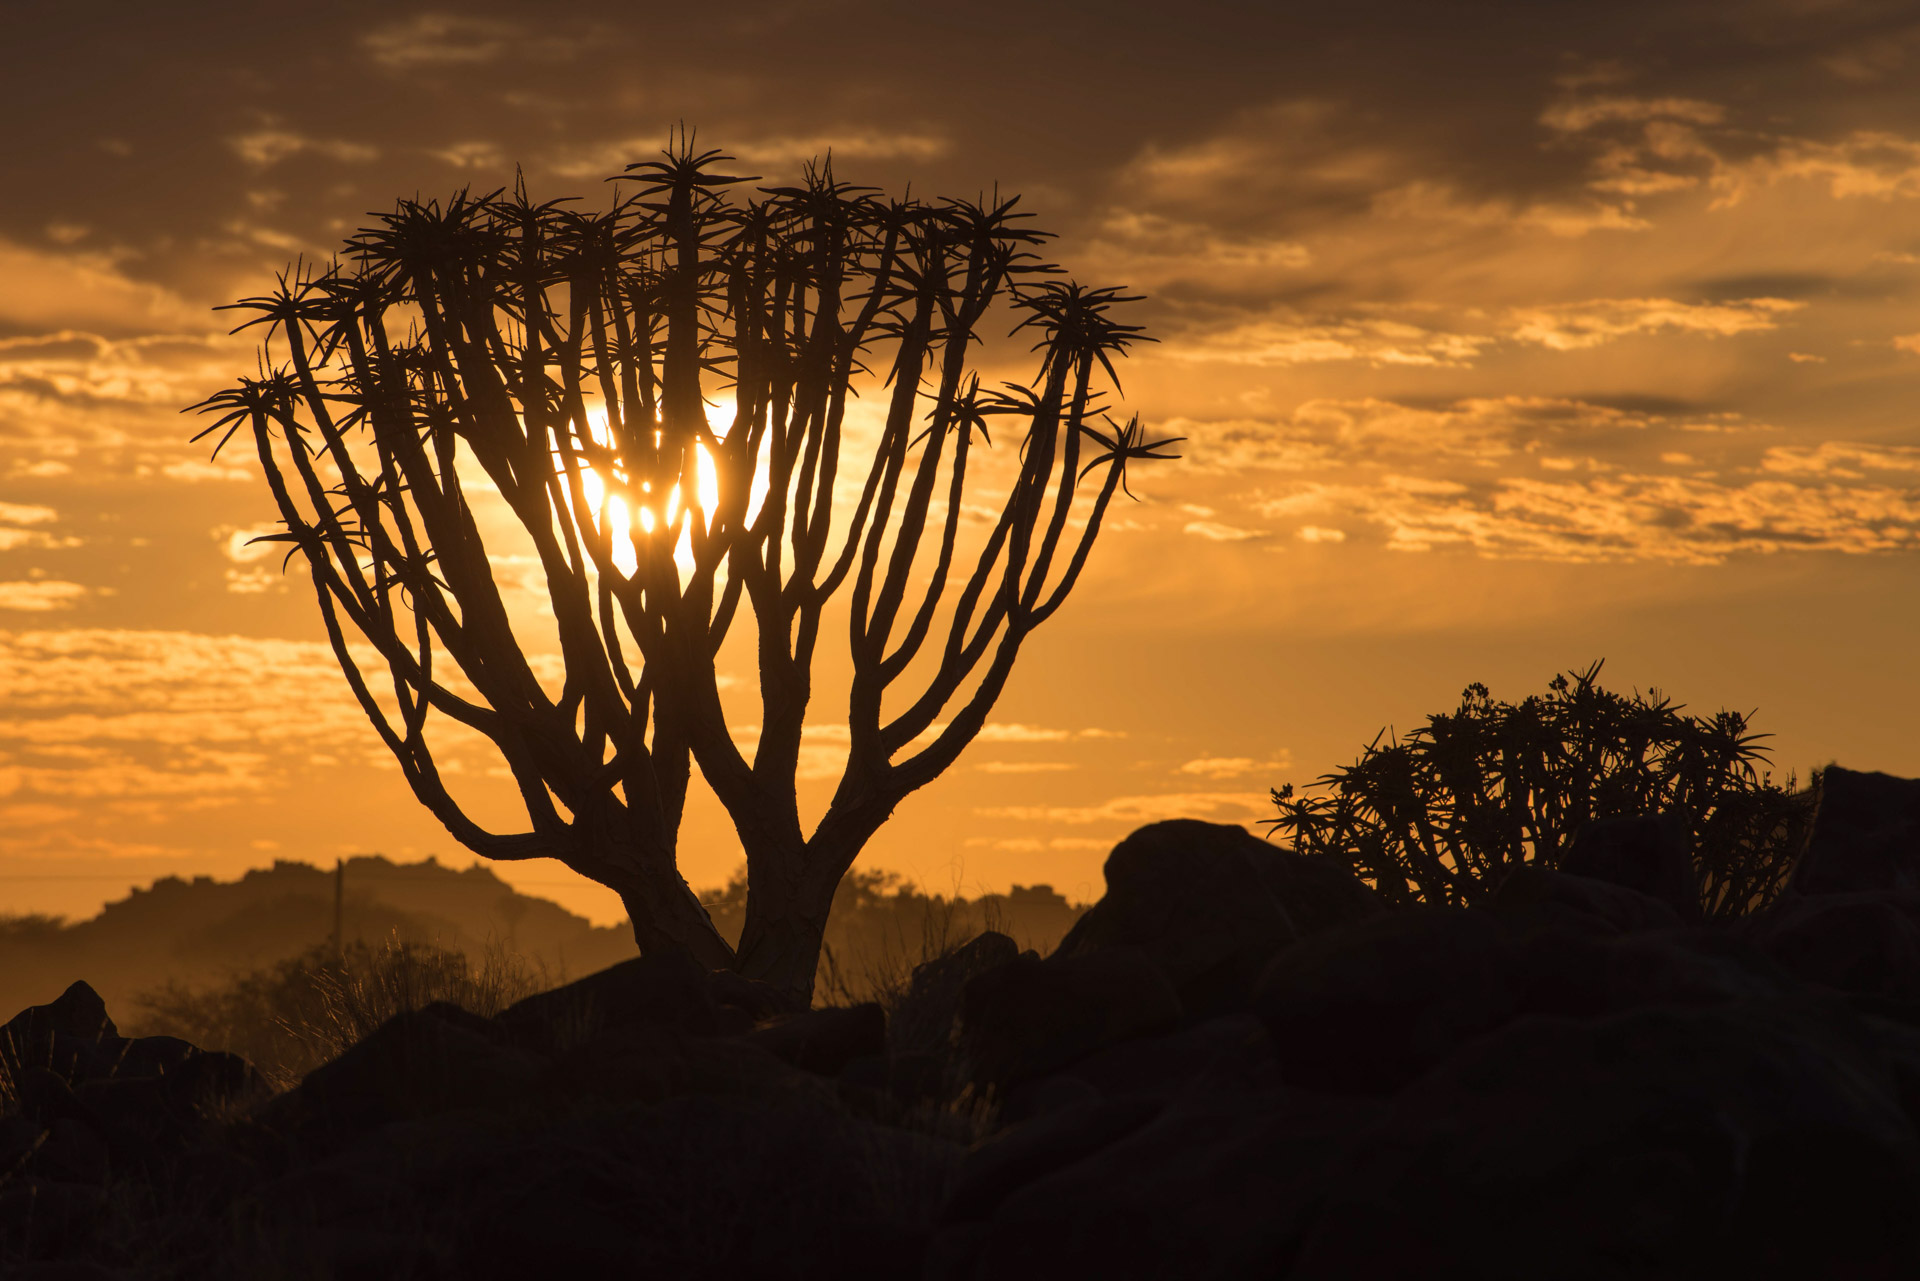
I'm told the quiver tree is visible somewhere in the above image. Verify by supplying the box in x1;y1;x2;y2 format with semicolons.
1267;663;1813;918
193;145;1174;1001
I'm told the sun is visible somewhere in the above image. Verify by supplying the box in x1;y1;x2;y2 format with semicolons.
573;399;743;578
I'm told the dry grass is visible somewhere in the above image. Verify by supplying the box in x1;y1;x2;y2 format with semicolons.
133;934;552;1091
814;889;1010;1014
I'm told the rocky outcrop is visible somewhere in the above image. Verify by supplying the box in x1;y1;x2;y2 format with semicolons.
1791;765;1920;894
16;782;1920;1278
1051;820;1380;1014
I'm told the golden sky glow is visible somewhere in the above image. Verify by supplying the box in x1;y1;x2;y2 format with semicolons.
6;2;1920;924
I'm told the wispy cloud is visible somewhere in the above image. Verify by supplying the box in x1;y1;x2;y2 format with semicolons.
1508;297;1803;350
0;583;87;612
227;130;378;169
977;791;1270;826
1177;756;1291;779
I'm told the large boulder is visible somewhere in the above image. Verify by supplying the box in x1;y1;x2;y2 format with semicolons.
890;931;1022;1059
749;1003;886;1076
1749;890;1920;1001
1289;998;1920;1277
1559;814;1701;921
929;1047;1376;1281
261;1001;545;1142
494;950;721;1053
1494;865;1685;935
1054;820;1379;1014
1790;765;1920;895
959;947;1181;1087
2;984;263;1178
0;982;122;1087
1254;908;1519;1095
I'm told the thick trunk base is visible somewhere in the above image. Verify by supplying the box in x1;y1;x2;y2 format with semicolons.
733;875;839;1006
619;879;736;973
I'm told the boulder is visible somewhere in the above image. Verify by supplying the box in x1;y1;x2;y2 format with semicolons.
1494;865;1685;935
1514;927;1786;1023
0;983;124;1088
931;1067;1375;1281
1255;907;1518;1095
1559;814;1700;920
706;969;790;1024
262;1001;545;1141
890;931;1021;1058
1056;821;1376;1013
960;947;1181;1086
749;1003;886;1076
1001;1013;1266;1112
73;1048;259;1150
1289;999;1920;1278
538;1021;826;1109
495;950;720;1053
1749;890;1920;1001
1791;766;1920;895
938;1095;1167;1226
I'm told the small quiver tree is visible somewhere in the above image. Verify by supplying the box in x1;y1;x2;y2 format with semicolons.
193;147;1174;1001
1268;663;1813;918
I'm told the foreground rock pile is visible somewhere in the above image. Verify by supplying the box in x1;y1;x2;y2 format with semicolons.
9;765;1920;1277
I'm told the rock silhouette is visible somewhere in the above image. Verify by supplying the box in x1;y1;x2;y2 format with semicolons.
11;778;1920;1276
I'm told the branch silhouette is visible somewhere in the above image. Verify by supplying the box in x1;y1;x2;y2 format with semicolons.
193;139;1170;1000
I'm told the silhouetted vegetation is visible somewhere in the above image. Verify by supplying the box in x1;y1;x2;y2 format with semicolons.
196;137;1173;999
0;855;637;1023
133;937;551;1090
111;867;1084;1089
1268;662;1813;916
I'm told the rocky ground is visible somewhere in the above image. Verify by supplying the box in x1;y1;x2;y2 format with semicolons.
8;765;1920;1278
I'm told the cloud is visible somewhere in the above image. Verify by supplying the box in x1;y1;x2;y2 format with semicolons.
1713;131;1920;205
1163;313;1493;369
0;499;80;552
1178;396;1710;474
1258;467;1920;564
1508;298;1803;350
1759;442;1920;478
975;723;1123;743
1540;96;1728;133
361;14;523;69
0;250;207;335
975;761;1076;774
0;502;57;526
0;629;405;808
977;791;1270;826
553;132;948;181
1082;211;1312;290
228;130;379;169
1176;756;1291;779
1183;520;1268;542
0;582;87;612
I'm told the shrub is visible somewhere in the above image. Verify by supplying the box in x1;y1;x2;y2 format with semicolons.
133;935;550;1090
1267;662;1813;918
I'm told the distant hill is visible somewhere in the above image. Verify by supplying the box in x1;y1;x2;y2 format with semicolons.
0;856;638;1022
0;857;1090;1022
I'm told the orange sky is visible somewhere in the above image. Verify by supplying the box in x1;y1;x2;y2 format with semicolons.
7;2;1920;926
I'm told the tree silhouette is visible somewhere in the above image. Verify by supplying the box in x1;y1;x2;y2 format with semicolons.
194;143;1173;1000
1268;663;1812;918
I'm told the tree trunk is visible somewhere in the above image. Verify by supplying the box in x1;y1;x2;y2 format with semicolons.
614;864;737;973
732;855;843;1007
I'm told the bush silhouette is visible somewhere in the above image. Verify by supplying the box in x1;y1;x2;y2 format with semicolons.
134;936;550;1090
1267;663;1812;917
194;138;1173;1002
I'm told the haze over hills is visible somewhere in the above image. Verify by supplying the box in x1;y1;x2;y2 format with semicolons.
0;856;1090;1023
0;856;639;1021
